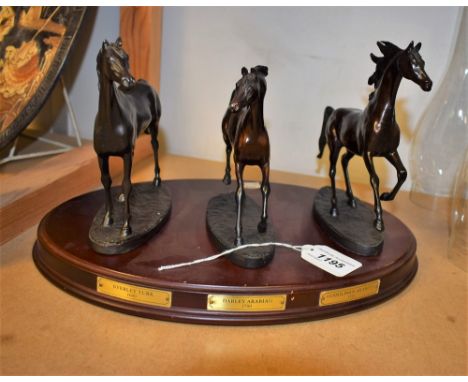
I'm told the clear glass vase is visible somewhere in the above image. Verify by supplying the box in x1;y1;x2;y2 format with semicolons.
410;8;468;207
448;150;467;271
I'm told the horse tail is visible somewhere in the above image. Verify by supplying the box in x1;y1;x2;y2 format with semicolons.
145;88;162;134
317;106;334;158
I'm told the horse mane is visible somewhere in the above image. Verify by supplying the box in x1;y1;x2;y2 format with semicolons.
368;41;403;98
96;48;102;77
251;65;268;77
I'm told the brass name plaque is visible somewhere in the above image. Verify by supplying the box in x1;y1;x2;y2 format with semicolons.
319;279;380;306
97;277;171;308
207;294;287;312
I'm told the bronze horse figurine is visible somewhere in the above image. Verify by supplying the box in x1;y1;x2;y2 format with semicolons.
318;41;432;231
94;37;162;237
222;65;270;246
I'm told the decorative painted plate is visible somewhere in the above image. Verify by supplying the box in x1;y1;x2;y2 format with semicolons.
0;6;86;150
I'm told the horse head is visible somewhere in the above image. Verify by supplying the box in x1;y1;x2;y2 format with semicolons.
97;37;135;90
397;41;432;92
230;65;268;112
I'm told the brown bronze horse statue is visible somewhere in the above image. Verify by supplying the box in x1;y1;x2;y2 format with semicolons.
94;37;162;237
222;65;270;246
318;41;432;231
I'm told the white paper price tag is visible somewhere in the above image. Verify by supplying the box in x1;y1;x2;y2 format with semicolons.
300;245;362;277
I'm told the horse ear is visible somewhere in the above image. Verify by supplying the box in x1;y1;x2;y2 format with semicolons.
116;37;123;47
415;42;422;51
241;67;248;76
102;40;109;50
407;41;414;50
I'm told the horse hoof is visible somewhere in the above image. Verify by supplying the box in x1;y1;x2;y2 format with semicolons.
118;193;125;203
222;175;231;185
375;220;384;232
234;237;243;247
102;215;113;227
330;207;338;217
120;226;132;237
257;220;267;233
153;177;161;187
380;192;393;201
348;199;357;208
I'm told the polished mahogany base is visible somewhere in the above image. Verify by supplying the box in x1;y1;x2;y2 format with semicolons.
33;180;417;325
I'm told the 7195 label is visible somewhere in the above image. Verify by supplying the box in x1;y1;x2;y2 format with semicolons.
300;245;362;277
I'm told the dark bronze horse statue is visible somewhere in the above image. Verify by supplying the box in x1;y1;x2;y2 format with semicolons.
318;41;432;231
222;65;270;246
94;37;162;237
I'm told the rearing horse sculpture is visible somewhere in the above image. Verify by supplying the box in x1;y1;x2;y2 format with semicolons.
94;37;162;237
318;41;432;231
222;66;270;246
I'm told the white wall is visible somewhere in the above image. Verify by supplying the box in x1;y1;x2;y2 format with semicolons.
48;6;120;140
159;7;461;189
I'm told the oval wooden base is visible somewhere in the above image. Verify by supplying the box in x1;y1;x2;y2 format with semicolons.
33;180;417;325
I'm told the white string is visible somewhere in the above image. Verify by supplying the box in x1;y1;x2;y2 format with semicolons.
157;242;303;271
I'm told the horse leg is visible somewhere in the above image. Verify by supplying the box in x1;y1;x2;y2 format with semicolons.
258;162;270;233
235;161;245;246
149;121;161;187
98;155;113;226
341;150;356;208
121;152;133;237
222;132;232;185
380;150;407;201
329;142;341;217
363;152;384;231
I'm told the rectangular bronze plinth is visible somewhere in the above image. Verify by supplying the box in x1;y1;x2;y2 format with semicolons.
207;294;287;312
97;277;172;308
319;279;380;306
